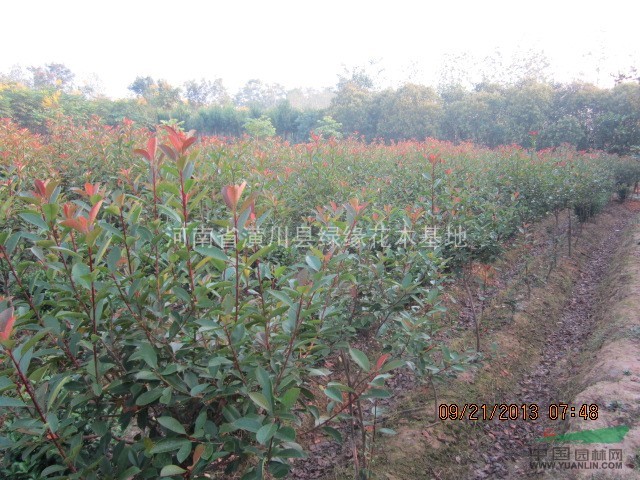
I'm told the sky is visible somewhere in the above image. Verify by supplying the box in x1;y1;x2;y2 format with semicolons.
2;0;639;98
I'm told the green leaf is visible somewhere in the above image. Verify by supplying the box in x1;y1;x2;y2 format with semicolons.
149;438;191;454
172;286;191;303
71;262;92;289
321;426;342;443
249;392;272;413
305;254;322;272
256;423;278;445
47;375;71;410
268;290;294;307
117;466;142;479
19;213;48;230
94;235;113;265
256;367;273;398
273;446;307;458
106;246;122;272
158;204;181;224
41;465;67;476
0;376;13;392
247;244;276;266
157;416;187;435
349;347;370;372
233;417;262;433
279;387;300;409
268;461;291;478
194;245;228;262
0;396;27;407
274;426;296;442
362;388;392;399
380;359;406;373
323;387;343;403
136;388;163;406
176;441;192;463
131;343;158;369
46;412;59;433
4;231;22;255
160;465;187;476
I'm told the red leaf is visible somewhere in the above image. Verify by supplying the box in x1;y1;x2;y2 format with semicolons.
158;144;177;162
62;202;77;220
165;126;183;152
182;136;197;151
133;148;152;162
88;200;103;225
376;354;391;371
0;307;16;341
222;181;247;212
147;137;157;158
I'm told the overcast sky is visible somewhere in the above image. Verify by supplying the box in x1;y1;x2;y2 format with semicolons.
2;0;638;98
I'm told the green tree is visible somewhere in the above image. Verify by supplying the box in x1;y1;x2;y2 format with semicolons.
244;115;276;138
593;82;640;154
313;115;343;139
376;83;443;140
329;82;375;139
269;100;299;140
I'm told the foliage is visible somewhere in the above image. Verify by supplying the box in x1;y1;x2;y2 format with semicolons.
244;116;276;139
3;64;640;153
0;119;637;479
312;116;343;140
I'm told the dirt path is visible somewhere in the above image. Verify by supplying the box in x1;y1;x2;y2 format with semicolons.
472;206;637;479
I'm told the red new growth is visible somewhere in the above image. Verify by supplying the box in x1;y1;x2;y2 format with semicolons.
33;179;48;198
222;181;247;213
134;136;158;163
375;354;391;371
61;200;103;234
0;307;15;341
164;126;197;154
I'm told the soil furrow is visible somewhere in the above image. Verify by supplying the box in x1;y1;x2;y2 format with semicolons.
473;208;636;479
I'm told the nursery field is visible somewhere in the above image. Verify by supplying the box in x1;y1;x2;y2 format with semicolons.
1;115;639;479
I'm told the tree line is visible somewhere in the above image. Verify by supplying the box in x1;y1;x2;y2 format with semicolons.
1;63;639;154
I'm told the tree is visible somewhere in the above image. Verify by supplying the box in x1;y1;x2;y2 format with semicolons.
270;100;299;140
128;76;181;109
376;84;443;141
153;80;182;109
78;73;106;99
287;87;334;109
336;60;385;91
329;82;375;139
244;115;276;138
593;83;640;154
28;63;75;92
184;78;229;107
235;79;286;109
128;76;155;97
313;116;343;139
